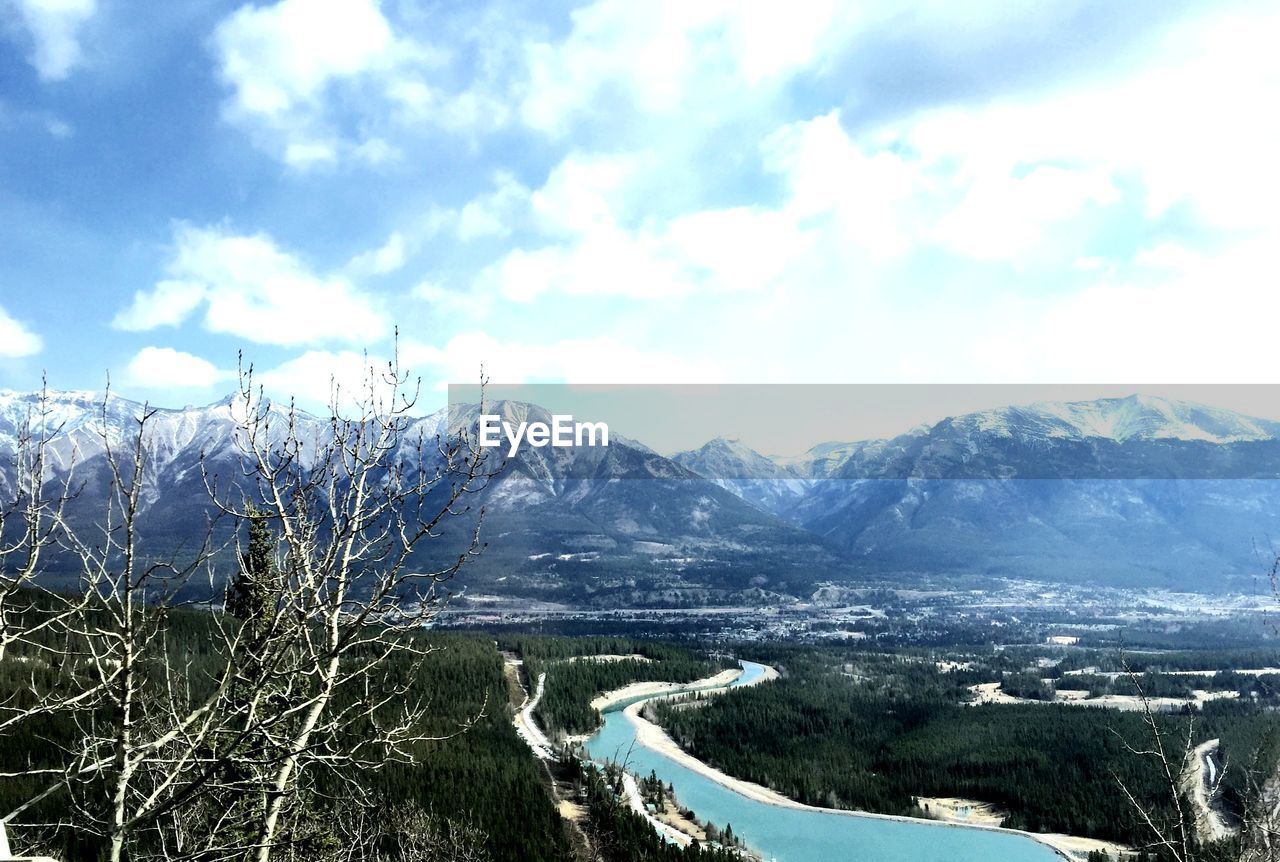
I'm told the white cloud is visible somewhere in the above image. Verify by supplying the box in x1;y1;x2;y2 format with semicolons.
251;337;723;410
478;146;823;302
190;0;1280;394
255;349;385;406
1132;243;1202;272
528;151;660;237
339;173;532;284
113;280;206;331
490;46;1280;307
351;136;399;165
404;333;723;386
520;0;852;134
385;75;512;135
252;339;691;411
212;0;428;167
487;1;1280;313
931;166;1119;261
484;226;689;301
457;172;530;240
411;282;477;316
663;206;813;292
123;347;229;389
211;0;490;167
470;116;914;302
11;0;96;81
898;9;1280;235
345;177;528;278
760;110;1131;265
965;237;1280;383
347;231;407;275
214;0;395;117
0;304;42;357
282;140;339;169
113;225;387;346
761;111;922;259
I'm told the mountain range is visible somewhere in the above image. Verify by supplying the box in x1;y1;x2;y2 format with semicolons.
3;389;1280;605
683;395;1280;592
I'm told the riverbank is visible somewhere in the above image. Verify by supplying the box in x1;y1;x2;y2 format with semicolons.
588;668;745;713
626;692;1130;862
1184;737;1232;843
531;658;1127;861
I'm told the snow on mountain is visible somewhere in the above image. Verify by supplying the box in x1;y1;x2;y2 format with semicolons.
0;391;838;604
772;440;864;479
0;388;336;477
672;437;808;515
7;388;1280;597
958;395;1280;444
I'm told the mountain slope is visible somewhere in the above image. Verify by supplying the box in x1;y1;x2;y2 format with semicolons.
672;437;809;516
7;389;1280;598
432;403;844;604
0;392;845;606
786;396;1280;590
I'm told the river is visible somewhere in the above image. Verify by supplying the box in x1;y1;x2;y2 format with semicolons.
583;661;1064;862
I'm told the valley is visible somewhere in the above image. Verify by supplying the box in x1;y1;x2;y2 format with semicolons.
6;6;1271;859
496;605;1280;861
4;386;1280;861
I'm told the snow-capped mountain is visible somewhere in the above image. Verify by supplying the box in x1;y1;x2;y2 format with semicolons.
0;392;838;606
681;395;1280;591
672;437;809;516
7;389;1280;599
946;394;1280;445
774;440;872;480
432;402;840;604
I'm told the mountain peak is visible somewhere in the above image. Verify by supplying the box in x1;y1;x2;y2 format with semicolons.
699;435;749;452
956;394;1280;444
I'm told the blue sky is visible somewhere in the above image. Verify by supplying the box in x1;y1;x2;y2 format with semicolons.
0;0;1278;412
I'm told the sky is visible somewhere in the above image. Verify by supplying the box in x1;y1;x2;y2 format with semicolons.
1;0;1279;417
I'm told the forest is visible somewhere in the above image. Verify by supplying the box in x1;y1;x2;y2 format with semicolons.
570;759;743;862
0;609;767;862
499;635;727;736
654;645;1280;847
0;615;572;862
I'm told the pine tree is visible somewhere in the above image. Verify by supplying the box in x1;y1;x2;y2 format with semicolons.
227;503;278;636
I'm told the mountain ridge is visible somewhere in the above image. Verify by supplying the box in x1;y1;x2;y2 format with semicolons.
5;389;1280;600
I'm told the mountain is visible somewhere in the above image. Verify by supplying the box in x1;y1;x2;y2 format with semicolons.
430;402;843;605
672;437;808;516
968;395;1280;444
685;396;1280;591
0;392;843;607
774;440;871;480
7;389;1280;600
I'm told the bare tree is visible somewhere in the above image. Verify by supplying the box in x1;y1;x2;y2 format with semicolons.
0;381;82;669
208;352;494;862
0;392;238;860
1232;556;1280;862
1;354;496;862
1111;660;1200;862
337;801;491;862
0;385;90;859
1114;548;1280;862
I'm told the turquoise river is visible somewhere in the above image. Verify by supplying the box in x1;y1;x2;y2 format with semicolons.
583;661;1064;862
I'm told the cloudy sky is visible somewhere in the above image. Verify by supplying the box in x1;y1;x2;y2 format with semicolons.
1;0;1278;411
